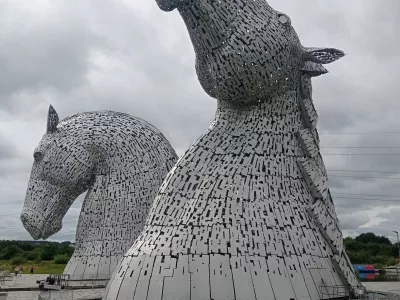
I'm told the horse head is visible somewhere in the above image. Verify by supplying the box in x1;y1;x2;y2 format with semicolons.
157;0;345;103
21;105;94;240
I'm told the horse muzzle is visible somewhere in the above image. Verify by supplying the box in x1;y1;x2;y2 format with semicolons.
20;209;62;240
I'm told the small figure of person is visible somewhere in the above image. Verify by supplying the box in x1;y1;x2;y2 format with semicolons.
14;266;20;277
30;267;34;274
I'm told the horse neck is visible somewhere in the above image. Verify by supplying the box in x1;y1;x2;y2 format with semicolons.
79;156;134;223
146;89;305;226
209;90;304;138
75;134;152;241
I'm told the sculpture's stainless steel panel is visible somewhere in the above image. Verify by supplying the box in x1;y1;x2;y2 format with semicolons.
103;0;360;298
20;106;177;279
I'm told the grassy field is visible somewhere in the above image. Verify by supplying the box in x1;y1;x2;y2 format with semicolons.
0;260;66;274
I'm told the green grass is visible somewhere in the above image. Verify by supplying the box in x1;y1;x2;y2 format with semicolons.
0;260;66;274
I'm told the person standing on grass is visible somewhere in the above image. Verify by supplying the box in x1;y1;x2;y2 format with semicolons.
30;267;34;274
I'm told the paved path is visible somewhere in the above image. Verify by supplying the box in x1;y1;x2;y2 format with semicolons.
1;275;399;299
6;292;40;300
1;275;105;299
364;282;400;295
1;274;107;291
1;275;44;289
6;289;104;300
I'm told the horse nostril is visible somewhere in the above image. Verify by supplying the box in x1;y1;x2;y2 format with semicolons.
20;214;34;231
20;213;42;240
21;213;36;229
20;214;28;224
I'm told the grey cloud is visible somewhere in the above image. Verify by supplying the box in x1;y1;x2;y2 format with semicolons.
339;212;371;231
0;2;104;112
326;175;346;189
353;1;400;60
0;134;18;160
0;0;215;152
376;207;400;220
330;178;400;213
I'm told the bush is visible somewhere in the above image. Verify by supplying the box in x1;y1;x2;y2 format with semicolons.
56;245;74;257
17;242;34;252
40;244;58;261
26;249;41;261
386;257;397;266
11;255;27;266
53;254;70;264
0;245;23;260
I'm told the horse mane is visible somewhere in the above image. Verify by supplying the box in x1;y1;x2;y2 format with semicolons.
58;111;162;135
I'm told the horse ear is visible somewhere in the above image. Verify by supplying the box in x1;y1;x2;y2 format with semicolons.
303;47;345;64
47;105;59;134
301;61;328;77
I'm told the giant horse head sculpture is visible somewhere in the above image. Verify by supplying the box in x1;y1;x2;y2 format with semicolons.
21;105;177;244
100;2;358;298
21;106;94;239
21;106;178;278
156;0;344;104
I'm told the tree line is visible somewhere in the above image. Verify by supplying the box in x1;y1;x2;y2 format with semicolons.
344;232;399;267
0;232;398;267
0;240;74;265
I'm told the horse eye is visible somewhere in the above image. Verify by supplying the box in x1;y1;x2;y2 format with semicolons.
33;152;43;161
278;14;290;25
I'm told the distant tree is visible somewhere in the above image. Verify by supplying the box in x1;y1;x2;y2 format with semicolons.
0;240;77;263
347;250;369;264
354;250;371;264
0;245;23;260
370;255;389;265
0;240;14;251
377;236;393;245
26;248;42;261
16;242;35;252
355;233;392;245
11;255;27;266
392;243;400;258
380;244;394;257
344;240;363;252
367;243;381;256
40;244;58;261
343;233;399;265
56;245;74;257
53;254;70;264
386;257;397;266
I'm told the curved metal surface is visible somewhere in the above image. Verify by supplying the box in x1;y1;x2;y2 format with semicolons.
21;106;178;279
103;0;358;299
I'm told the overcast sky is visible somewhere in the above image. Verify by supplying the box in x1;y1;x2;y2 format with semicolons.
0;0;399;243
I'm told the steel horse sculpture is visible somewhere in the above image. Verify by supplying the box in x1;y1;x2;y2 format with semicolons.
21;106;177;279
105;0;361;299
